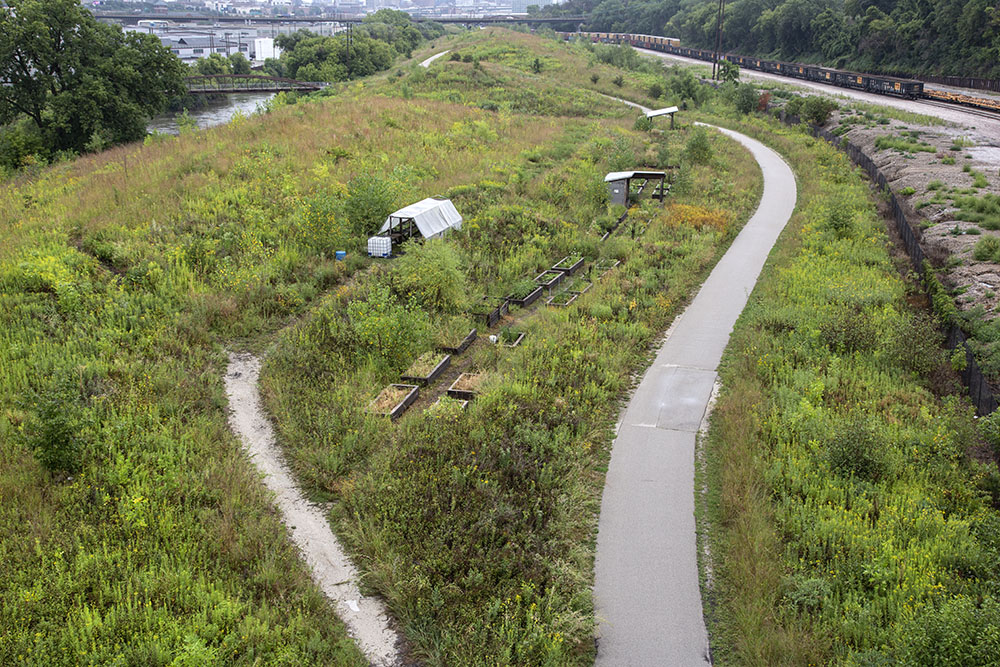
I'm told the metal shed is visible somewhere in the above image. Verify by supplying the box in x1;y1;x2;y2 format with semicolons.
604;171;669;206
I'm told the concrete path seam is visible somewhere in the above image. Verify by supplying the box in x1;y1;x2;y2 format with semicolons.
594;99;797;665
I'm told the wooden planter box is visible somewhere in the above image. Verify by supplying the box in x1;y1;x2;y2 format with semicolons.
502;332;526;348
596;259;621;279
507;285;544;307
471;297;509;328
401;353;451;386
368;384;419;421
534;270;565;293
448;372;484;401
547;292;579;308
552;255;584;275
439;328;477;355
431;396;469;411
567;280;592;295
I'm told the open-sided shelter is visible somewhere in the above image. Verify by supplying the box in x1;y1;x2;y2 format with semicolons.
646;105;679;129
604;170;670;206
380;196;462;240
368;196;463;257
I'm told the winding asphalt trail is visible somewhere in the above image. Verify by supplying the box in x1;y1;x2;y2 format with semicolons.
419;50;450;68
594;102;797;665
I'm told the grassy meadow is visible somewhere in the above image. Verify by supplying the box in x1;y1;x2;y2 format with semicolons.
698;113;1000;665
5;24;996;667
0;29;762;665
258;102;761;666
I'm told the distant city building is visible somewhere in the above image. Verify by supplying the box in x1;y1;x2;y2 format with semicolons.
511;0;553;12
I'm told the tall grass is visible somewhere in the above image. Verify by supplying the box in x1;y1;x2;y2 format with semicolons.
0;29;767;664
701;113;1000;664
259;105;764;662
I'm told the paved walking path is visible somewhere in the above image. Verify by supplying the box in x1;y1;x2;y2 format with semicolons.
594;110;797;665
419;50;450;68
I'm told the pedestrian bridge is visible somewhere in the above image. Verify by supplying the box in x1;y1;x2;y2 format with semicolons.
184;74;329;94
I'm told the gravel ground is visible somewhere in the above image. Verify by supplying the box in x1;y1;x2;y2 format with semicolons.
224;353;404;667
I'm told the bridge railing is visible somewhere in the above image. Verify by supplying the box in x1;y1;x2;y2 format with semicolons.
184;74;327;93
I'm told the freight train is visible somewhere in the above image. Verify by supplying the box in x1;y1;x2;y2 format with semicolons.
560;31;926;98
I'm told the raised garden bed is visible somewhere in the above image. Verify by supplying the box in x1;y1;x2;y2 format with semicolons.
595;259;621;278
401;351;451;386
506;279;544;307
547;291;579;308
552;255;584;275
498;326;526;348
470;296;509;328
534;270;565;293
448;372;486;401
565;277;592;295
437;320;477;354
429;395;469;413
368;383;419;421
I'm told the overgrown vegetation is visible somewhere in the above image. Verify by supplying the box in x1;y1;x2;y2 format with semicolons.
260;108;762;664
701;112;1000;665
0;28;766;664
544;0;1000;78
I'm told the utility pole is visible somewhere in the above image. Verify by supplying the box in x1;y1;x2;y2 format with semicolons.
712;0;725;80
345;23;353;78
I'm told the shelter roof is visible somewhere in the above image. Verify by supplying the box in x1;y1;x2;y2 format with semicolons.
645;106;679;118
379;197;463;238
604;170;667;182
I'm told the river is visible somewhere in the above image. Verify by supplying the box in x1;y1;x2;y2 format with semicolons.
146;92;276;135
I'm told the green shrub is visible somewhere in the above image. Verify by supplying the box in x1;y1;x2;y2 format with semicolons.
344;166;410;236
25;377;89;474
826;419;891;482
973;236;1000;263
390;239;469;313
648;82;663;99
819;305;876;353
684;127;712;165
733;83;758;115
784;96;804;117
800;96;837;125
899;596;1000;667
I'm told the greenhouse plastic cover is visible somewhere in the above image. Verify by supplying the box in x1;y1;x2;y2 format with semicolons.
379;197;463;238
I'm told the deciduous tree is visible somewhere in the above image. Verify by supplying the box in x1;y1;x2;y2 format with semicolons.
0;0;185;157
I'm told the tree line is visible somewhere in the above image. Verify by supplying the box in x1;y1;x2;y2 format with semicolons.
0;3;442;173
544;0;1000;78
263;10;445;82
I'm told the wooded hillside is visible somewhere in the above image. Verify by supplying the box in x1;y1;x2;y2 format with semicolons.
546;0;1000;78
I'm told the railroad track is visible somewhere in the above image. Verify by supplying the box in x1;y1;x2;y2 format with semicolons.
919;94;1000;122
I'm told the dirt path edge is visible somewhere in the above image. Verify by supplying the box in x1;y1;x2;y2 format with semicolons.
224;352;403;667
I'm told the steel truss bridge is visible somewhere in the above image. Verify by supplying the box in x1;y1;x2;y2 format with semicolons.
184;74;328;94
